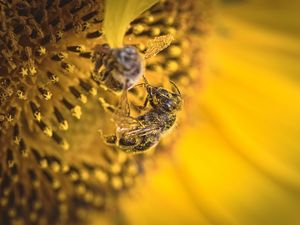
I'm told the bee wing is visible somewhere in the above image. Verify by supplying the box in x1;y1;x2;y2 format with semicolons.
125;123;160;137
116;118;148;142
116;116;141;131
114;89;142;130
116;90;130;117
144;34;174;59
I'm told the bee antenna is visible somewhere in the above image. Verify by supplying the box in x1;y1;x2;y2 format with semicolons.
142;76;153;95
143;75;149;85
143;76;152;89
169;80;181;95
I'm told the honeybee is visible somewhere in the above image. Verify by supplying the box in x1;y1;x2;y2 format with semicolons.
101;77;183;153
92;34;174;92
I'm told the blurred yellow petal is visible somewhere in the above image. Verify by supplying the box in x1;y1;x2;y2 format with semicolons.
204;1;300;189
104;0;159;47
118;1;300;225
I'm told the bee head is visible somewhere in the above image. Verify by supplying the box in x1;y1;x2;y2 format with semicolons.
147;80;183;113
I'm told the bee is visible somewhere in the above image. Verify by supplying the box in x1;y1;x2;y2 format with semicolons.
92;44;143;92
92;34;174;92
101;77;183;153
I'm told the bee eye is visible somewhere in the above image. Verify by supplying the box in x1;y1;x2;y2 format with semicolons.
162;99;174;112
160;89;169;96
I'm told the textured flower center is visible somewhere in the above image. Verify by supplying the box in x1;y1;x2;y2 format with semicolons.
0;0;207;224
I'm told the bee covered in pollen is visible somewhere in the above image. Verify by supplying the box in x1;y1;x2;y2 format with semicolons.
91;0;170;92
92;34;174;92
92;44;144;92
100;77;183;153
95;0;180;153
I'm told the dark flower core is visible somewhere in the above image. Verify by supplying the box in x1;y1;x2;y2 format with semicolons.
0;0;206;224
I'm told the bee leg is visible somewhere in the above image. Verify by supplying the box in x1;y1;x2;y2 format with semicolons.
92;65;113;90
100;67;113;82
139;97;149;111
132;95;149;113
104;135;118;145
93;57;103;73
116;89;130;117
99;130;117;145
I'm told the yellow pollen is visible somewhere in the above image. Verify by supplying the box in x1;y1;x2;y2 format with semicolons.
133;24;145;34
59;120;69;130
168;45;182;57
64;64;75;73
51;162;61;173
20;67;28;77
166;60;179;72
61;140;70;151
16;90;27;100
111;176;123;190
37;46;46;56
34;112;42;121
29;66;37;75
43;126;53;137
79;94;87;104
42;91;52;100
71;106;82;119
40;159;48;168
13;137;21;145
89;88;97;96
94;169;108;183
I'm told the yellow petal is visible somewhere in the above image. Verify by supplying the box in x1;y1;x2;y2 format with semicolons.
104;0;159;47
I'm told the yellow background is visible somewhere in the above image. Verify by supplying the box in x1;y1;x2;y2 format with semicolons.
116;1;300;225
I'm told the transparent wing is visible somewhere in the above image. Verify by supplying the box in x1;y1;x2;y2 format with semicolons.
116;116;141;133
122;123;160;138
115;89;130;117
144;34;174;59
114;89;143;132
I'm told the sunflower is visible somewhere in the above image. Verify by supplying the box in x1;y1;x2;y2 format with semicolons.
0;0;206;224
1;0;299;225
